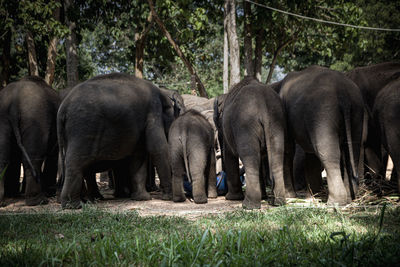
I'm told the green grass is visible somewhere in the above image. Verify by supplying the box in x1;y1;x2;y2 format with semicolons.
1;205;400;266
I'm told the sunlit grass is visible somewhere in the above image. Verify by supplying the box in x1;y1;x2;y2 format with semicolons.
1;205;399;266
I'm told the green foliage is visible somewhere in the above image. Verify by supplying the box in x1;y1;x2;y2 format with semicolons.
1;206;400;266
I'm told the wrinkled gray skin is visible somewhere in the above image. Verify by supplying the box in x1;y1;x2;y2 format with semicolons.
181;94;214;112
0;76;60;206
279;66;366;205
373;78;400;192
58;73;174;208
169;110;217;203
346;62;400;179
214;77;290;209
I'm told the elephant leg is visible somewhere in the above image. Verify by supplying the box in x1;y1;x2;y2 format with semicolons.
304;153;323;196
146;126;172;200
113;164;131;198
341;151;356;201
206;147;217;199
283;141;297;198
224;145;244;201
171;153;186;202
259;153;268;200
130;154;151;201
189;149;208;204
0;161;7;206
293;146;306;191
84;173;104;201
42;155;58;197
24;159;48;206
60;155;84;209
240;152;262;209
315;139;349;205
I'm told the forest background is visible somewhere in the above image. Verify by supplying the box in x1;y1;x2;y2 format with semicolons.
1;0;399;97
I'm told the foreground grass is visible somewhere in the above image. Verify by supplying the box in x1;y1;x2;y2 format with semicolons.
1;205;399;266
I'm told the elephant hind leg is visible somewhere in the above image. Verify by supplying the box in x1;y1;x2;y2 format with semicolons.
206;148;217;199
189;149;208;204
24;159;48;206
171;152;186;202
60;156;85;209
223;145;244;201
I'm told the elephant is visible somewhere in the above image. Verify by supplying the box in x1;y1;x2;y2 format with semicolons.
0;76;60;206
346;62;400;179
372;78;400;192
214;76;291;209
58;73;174;208
278;66;366;205
168;109;217;203
181;94;214;112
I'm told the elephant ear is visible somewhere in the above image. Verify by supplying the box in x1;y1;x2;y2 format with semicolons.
159;89;175;135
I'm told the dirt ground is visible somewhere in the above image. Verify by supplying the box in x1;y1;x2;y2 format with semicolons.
0;159;395;218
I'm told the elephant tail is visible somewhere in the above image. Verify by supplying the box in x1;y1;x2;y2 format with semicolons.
343;105;358;180
8;116;38;181
57;109;66;187
179;136;192;183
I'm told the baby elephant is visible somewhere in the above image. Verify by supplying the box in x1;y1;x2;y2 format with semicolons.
169;110;218;203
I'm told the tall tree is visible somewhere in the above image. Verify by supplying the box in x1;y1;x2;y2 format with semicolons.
64;0;79;87
44;0;61;86
224;0;240;87
135;12;153;79
26;31;39;76
223;5;229;93
147;0;208;98
243;0;254;77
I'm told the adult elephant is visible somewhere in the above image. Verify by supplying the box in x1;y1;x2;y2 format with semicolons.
0;76;60;206
58;73;174;208
214;76;291;209
169;110;217;203
346;62;400;178
373;78;400;192
279;66;366;205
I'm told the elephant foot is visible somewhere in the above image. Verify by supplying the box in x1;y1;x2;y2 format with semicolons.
162;192;173;201
327;196;351;206
193;195;207;204
113;190;130;199
173;193;186;202
146;184;160;192
272;197;286;206
88;191;104;201
25;194;49;206
0;200;6;207
242;197;261;210
131;191;152;201
62;200;82;209
225;191;244;201
208;190;218;199
285;190;297;199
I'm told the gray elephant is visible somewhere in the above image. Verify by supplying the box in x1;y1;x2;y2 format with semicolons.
278;66;366;205
214;76;291;209
346;62;400;178
181;94;214;112
372;78;400;191
58;73;174;208
0;76;60;206
168;109;217;203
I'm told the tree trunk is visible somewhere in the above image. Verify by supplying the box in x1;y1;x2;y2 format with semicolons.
266;37;297;84
26;31;39;76
147;0;208;98
135;12;153;79
45;0;61;86
225;0;240;88
1;29;11;87
243;0;253;77
223;5;229;93
64;0;79;87
254;29;264;82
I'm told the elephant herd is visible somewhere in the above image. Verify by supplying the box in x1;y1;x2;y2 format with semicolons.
0;62;399;209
